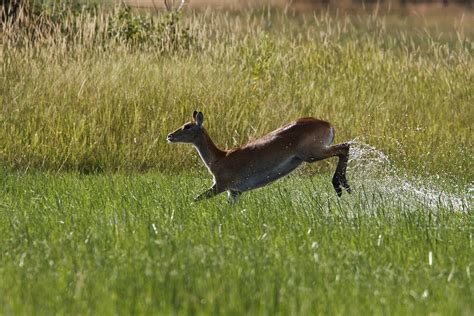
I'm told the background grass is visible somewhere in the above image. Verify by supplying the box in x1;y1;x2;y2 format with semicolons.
0;4;473;315
1;9;473;181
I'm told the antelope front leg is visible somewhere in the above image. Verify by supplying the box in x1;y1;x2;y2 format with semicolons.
227;190;242;205
194;185;220;202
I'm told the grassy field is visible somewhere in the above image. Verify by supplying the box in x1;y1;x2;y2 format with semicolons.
0;171;472;314
1;4;473;315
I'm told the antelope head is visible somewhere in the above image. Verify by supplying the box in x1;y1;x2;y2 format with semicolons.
167;111;204;144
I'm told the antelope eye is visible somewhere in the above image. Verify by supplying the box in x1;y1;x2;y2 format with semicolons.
183;124;192;130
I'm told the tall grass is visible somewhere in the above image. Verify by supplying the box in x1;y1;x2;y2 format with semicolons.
1;7;473;181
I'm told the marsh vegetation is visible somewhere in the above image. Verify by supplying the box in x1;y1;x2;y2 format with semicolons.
0;3;472;314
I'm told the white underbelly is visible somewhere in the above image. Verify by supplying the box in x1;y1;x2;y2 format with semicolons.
232;157;303;192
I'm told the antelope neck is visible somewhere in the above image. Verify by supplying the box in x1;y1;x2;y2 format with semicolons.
193;129;225;170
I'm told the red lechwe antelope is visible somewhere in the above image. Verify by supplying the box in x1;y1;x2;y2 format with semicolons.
167;111;351;203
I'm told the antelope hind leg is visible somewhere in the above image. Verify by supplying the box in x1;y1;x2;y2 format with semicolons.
299;143;351;197
329;143;351;196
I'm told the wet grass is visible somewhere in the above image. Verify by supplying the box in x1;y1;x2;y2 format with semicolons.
0;170;472;315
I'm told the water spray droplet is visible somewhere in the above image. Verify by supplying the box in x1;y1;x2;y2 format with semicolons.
347;139;471;212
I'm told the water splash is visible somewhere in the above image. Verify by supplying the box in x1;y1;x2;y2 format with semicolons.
347;139;472;212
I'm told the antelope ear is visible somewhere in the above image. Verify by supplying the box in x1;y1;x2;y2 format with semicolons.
192;111;198;121
196;112;204;127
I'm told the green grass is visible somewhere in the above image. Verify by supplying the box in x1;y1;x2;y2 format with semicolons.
1;6;473;315
0;170;472;315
